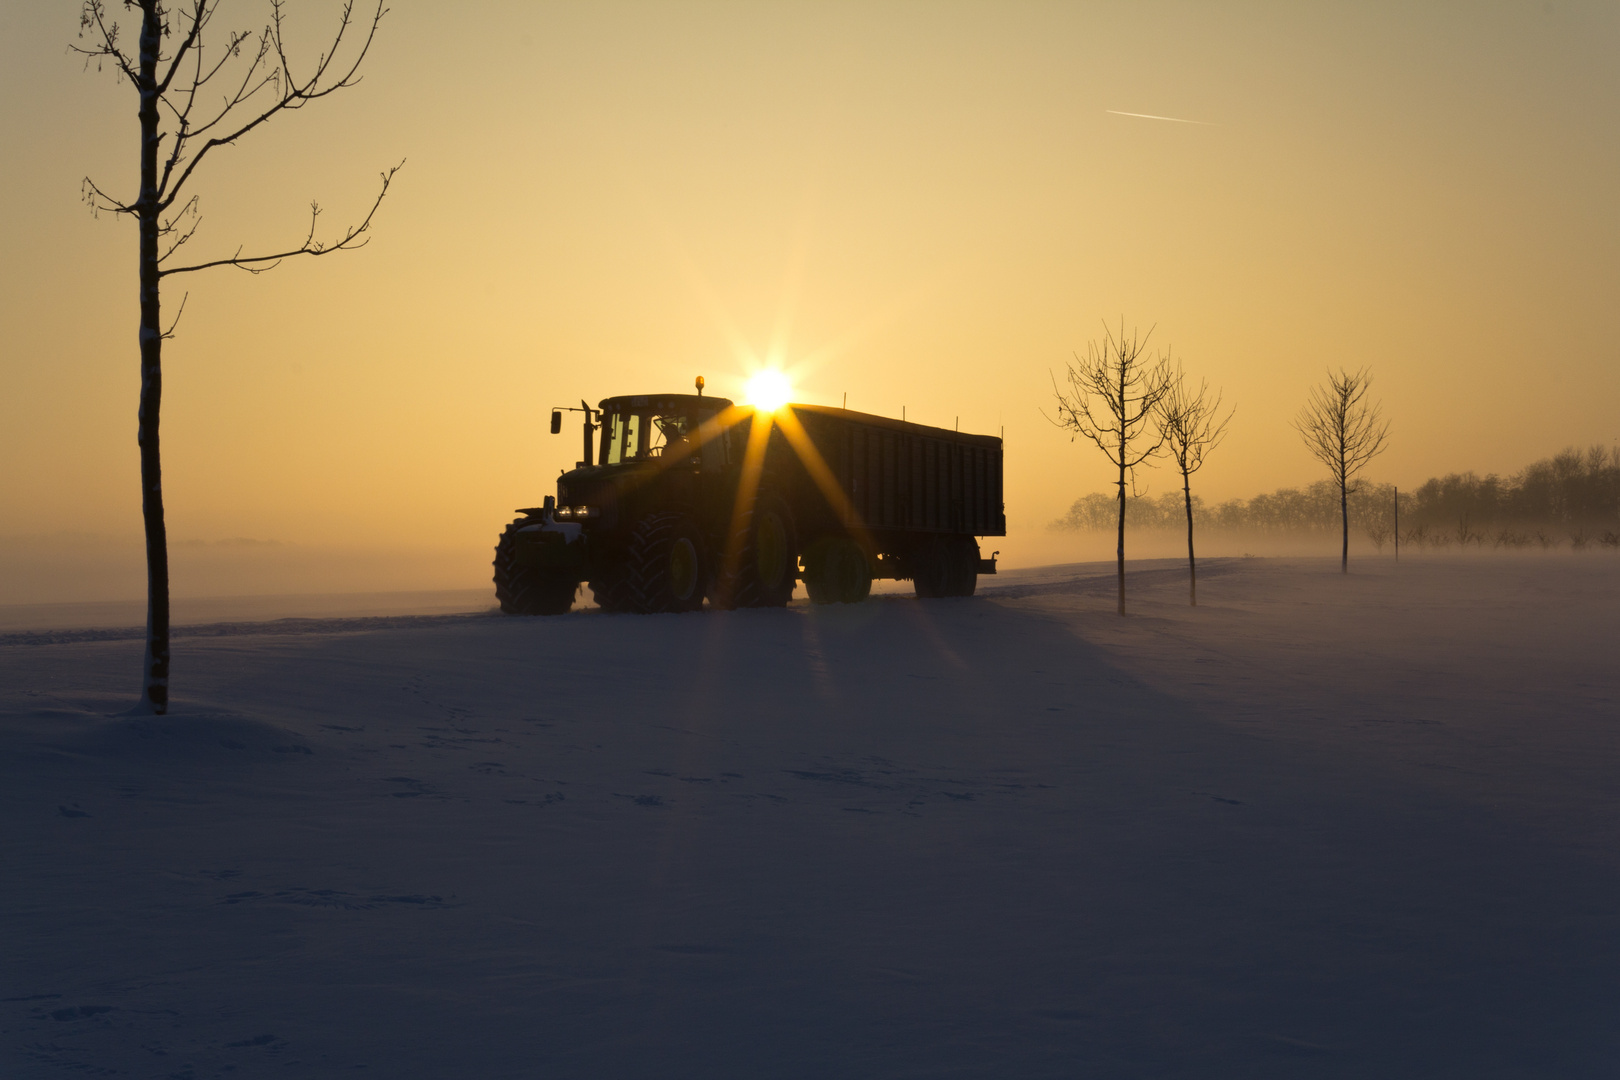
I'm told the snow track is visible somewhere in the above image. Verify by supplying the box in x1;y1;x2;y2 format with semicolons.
3;556;1618;1078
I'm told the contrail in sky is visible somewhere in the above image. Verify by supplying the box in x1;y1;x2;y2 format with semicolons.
1105;109;1216;126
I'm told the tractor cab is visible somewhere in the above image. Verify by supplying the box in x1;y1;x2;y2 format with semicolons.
544;392;741;533
593;393;735;471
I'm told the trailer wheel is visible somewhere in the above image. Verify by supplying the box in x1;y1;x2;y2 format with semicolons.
493;520;577;615
714;493;797;609
623;512;707;614
947;535;981;597
912;537;952;599
805;537;871;605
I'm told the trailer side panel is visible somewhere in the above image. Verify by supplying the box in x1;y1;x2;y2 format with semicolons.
787;405;1005;539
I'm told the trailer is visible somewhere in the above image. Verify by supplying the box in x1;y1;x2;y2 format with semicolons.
492;386;1005;614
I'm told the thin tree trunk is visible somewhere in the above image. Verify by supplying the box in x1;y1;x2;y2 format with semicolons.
1394;486;1399;562
1116;394;1127;616
1183;470;1196;605
137;3;170;713
1115;467;1126;616
1340;478;1349;574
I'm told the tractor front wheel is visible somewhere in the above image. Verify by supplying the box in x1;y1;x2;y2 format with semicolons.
493;520;577;615
714;493;798;609
623;513;708;614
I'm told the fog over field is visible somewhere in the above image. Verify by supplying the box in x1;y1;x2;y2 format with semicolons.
4;557;1618;1077
5;2;1620;569
5;2;1620;1073
0;523;1401;607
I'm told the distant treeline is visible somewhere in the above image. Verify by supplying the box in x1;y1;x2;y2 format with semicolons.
1051;483;1398;535
1052;445;1620;549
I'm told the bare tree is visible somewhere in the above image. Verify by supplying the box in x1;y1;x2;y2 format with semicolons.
1155;366;1232;606
1294;367;1390;573
1049;321;1172;615
74;0;400;714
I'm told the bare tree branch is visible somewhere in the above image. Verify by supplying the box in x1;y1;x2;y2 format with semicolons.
1156;364;1234;605
158;0;387;212
71;1;140;86
1158;367;1232;480
1047;319;1173;614
1048;322;1172;475
154;0;207;97
82;175;135;216
155;196;203;262
1294;367;1391;572
74;0;398;714
157;25;277;197
159;160;401;275
160;291;189;340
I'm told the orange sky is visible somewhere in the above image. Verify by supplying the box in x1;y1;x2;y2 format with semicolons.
3;1;1618;592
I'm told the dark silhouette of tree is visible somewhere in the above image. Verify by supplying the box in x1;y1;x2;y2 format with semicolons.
74;0;400;714
1294;367;1389;573
1049;490;1201;531
1049;479;1403;539
1399;446;1620;545
1155;366;1231;605
1049;321;1172;614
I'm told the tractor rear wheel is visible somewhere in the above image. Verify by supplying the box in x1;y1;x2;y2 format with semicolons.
493;520;577;615
714;493;797;609
623;512;707;613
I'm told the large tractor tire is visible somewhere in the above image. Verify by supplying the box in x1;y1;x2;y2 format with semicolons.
946;534;981;597
623;512;708;614
493;520;577;615
713;493;797;609
911;536;952;599
804;537;871;605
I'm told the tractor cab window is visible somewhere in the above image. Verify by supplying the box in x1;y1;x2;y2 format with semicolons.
652;414;693;457
601;410;699;464
601;412;642;464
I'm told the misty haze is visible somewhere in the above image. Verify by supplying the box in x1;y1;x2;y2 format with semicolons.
3;2;1618;1078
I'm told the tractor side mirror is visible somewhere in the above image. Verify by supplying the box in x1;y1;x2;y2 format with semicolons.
550;409;562;435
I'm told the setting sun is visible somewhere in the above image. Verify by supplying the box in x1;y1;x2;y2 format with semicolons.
744;369;793;413
6;4;1620;1073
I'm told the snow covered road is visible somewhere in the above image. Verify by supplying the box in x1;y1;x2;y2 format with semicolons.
3;557;1617;1078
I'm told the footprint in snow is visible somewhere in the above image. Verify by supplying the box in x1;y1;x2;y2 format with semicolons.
225;1033;281;1048
506;793;564;806
51;1005;113;1021
219;888;451;910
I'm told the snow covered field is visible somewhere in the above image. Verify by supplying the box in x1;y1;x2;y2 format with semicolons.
3;556;1617;1078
